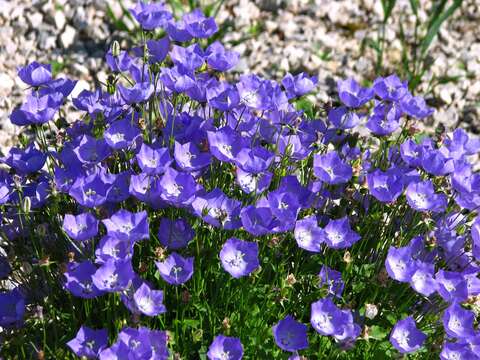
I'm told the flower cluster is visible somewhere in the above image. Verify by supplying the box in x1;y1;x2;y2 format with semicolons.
1;1;480;359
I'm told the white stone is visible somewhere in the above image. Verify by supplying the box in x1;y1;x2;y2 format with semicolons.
60;25;76;48
70;79;90;99
28;12;43;28
54;11;66;30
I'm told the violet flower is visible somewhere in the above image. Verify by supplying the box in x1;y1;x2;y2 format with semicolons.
322;216;360;249
366;167;404;203
102;209;149;242
294;215;323;252
92;259;135;292
442;302;476;339
159;167;198;205
136;143;173;175
158;218;194;249
372;74;408;101
62;213;99;242
319;265;344;298
337;78;373;108
385;245;417;283
64;261;104;299
67;326;108;359
313;151;352;185
183;9;218;38
129;1;172;30
220;238;259;278
17;61;52;86
155;252;194;285
272;315;309;352
206;41;239;72
133;283;166;316
406;180;447;213
118;82;154;104
390;317;426;353
207;335;243;360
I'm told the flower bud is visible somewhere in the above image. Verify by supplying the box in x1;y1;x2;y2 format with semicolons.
111;40;121;57
22;196;31;214
192;328;203;343
37;224;47;237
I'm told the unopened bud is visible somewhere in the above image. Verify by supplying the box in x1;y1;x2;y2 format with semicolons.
37;223;47;237
22;196;31;214
111;40;121;57
192;328;203;343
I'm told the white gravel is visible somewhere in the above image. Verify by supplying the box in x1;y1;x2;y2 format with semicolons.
0;0;478;154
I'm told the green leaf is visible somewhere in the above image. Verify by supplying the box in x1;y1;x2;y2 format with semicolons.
420;0;463;56
380;0;397;22
106;3;130;32
369;325;389;340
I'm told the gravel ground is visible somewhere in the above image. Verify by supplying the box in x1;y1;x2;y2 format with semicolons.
0;0;479;154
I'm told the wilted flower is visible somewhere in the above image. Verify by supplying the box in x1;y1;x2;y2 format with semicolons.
364;304;378;319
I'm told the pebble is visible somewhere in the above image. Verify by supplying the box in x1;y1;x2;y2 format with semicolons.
54;11;66;30
0;0;479;149
59;25;76;48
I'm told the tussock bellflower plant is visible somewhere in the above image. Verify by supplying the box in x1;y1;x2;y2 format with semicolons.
1;2;479;359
